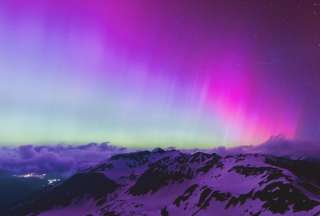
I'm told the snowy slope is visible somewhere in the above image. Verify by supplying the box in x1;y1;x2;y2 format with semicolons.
8;150;320;216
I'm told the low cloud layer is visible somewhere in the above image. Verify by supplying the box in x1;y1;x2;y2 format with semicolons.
1;137;319;177
211;136;320;158
0;143;127;176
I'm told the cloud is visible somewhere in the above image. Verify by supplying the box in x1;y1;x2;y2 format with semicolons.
251;137;320;158
210;136;320;158
0;143;127;176
1;137;319;177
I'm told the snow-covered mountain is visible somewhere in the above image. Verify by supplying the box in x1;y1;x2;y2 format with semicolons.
7;149;320;216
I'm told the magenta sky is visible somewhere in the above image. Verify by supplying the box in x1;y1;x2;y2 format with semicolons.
1;0;320;147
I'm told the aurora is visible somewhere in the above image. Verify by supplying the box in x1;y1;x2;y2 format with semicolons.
1;0;319;148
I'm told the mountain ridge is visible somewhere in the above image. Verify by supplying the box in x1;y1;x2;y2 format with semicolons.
7;149;320;216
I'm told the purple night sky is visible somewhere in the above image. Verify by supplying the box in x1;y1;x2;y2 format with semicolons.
1;0;320;147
